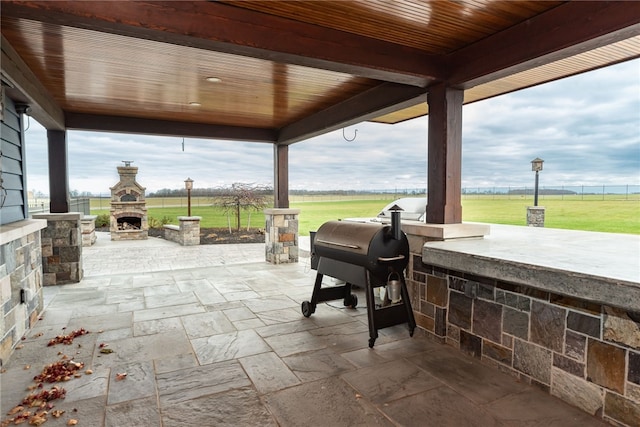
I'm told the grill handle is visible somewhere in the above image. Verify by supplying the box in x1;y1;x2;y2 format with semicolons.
315;239;360;250
377;255;405;263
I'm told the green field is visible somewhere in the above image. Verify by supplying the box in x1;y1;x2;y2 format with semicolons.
90;195;640;235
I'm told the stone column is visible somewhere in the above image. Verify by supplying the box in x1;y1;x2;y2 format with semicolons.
178;216;201;246
527;206;545;227
32;212;83;285
80;215;97;246
264;208;300;264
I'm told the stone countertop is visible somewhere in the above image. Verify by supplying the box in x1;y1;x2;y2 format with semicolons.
422;224;640;312
0;219;47;245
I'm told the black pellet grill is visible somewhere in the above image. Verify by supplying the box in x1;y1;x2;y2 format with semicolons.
303;210;416;347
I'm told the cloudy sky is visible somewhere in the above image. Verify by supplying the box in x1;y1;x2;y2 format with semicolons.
24;59;639;196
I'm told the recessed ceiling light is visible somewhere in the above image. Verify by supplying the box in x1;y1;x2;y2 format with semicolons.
188;101;201;107
205;77;222;83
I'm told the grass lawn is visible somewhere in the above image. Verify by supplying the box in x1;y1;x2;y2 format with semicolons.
90;195;639;235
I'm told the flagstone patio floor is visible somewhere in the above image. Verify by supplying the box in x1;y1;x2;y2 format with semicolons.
0;233;605;426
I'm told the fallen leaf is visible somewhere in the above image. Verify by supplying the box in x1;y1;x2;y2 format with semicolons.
28;399;43;408
8;406;24;415
16;344;25;350
28;412;47;426
51;410;65;418
67;419;78;425
115;372;127;381
24;365;31;370
85;369;93;375
99;348;114;354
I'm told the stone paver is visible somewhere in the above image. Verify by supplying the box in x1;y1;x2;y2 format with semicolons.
0;233;605;426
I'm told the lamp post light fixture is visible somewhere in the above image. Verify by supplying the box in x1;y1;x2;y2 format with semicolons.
184;177;194;216
531;158;544;206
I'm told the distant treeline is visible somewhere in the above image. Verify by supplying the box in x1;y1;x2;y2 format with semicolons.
69;184;639;198
508;189;576;195
146;188;426;198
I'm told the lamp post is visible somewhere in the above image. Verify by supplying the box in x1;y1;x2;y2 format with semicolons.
184;178;194;216
531;158;544;206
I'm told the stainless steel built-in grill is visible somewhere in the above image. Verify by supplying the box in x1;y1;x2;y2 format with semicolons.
303;208;416;347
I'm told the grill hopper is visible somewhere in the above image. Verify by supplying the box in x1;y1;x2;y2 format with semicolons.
304;214;416;347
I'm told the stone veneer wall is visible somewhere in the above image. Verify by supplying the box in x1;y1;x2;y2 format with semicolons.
32;213;83;285
0;220;45;366
406;254;640;427
163;217;201;246
264;208;300;264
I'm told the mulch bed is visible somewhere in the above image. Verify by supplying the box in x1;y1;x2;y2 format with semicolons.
97;227;265;244
148;227;265;244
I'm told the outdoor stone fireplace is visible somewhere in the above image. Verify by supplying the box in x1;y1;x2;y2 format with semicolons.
110;161;148;240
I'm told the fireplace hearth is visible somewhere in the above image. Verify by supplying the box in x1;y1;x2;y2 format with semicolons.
110;161;148;240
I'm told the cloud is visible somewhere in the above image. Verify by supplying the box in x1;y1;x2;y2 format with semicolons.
24;59;639;195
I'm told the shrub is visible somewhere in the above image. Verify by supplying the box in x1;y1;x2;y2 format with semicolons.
95;214;110;228
148;216;175;229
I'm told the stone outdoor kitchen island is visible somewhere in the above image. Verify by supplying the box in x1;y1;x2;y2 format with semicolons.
401;223;640;426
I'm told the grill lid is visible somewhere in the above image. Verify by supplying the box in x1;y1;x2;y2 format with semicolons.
315;221;382;256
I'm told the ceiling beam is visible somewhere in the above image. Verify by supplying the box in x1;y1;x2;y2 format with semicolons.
1;35;65;130
1;1;443;87
277;83;427;145
448;1;640;88
65;113;277;142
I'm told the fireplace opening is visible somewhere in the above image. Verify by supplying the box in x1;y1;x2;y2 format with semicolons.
117;216;142;230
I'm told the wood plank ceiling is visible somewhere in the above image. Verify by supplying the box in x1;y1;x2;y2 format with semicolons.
1;1;639;144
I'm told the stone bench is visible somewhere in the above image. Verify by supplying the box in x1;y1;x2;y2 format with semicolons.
163;216;201;246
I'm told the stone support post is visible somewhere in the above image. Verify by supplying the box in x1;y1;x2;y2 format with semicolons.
264;208;300;264
32;212;83;285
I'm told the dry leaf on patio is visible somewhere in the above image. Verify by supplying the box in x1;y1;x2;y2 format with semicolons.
7;406;24;415
85;369;93;375
67;419;78;425
33;360;84;383
27;412;47;426
115;372;127;381
47;328;90;347
24;365;31;370
99;348;114;354
16;344;24;350
51;410;65;418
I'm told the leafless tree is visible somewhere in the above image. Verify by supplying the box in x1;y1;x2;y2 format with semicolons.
211;183;272;231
